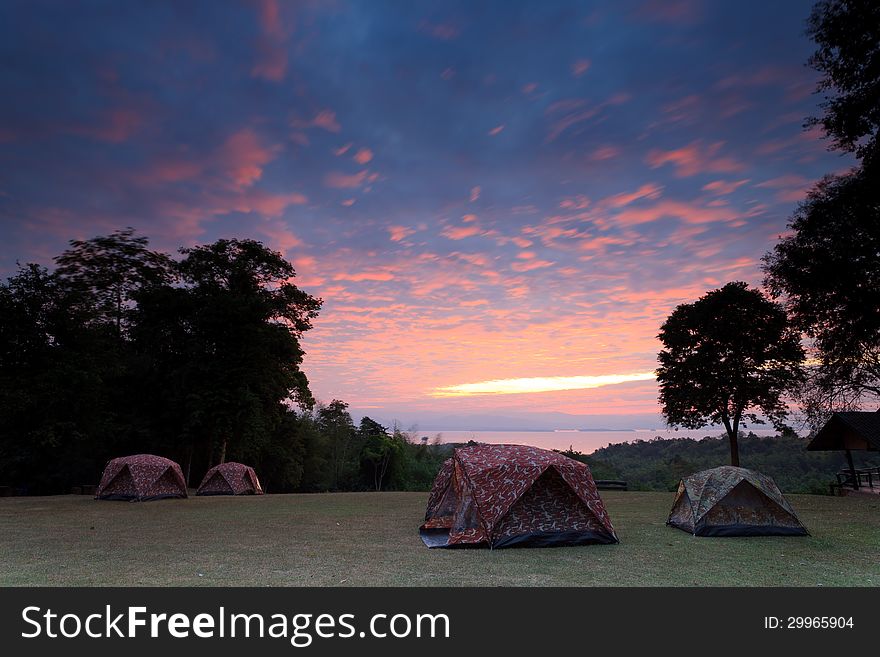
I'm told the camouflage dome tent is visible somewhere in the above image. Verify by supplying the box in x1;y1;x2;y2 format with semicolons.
95;454;188;501
197;462;264;495
667;466;808;537
421;444;618;548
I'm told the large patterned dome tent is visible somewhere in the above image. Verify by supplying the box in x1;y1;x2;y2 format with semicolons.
420;444;618;548
667;466;808;537
95;454;188;501
196;462;264;496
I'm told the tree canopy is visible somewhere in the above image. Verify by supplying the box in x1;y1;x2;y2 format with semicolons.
806;0;880;163
760;0;880;426
763;169;880;422
656;282;805;466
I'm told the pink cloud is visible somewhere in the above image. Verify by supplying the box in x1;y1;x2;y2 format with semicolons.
470;186;481;202
388;225;415;242
442;225;483;240
323;169;378;189
559;195;590;210
702;179;751;195
353;148;373;164
220;128;279;189
251;0;288;81
756;174;813;203
225;190;308;216
645;141;745;177
334;269;396;282
452;252;491;267
334;143;352;156
511;259;554;272
604;183;664;208
135;157;204;185
571;59;591;77
591;145;620;161
756;174;811;189
577;234;630;253
544;94;628;143
488;125;505;136
312;110;341;133
259;220;303;253
545;109;599;143
521;82;538;94
610;200;737;226
292;109;341;133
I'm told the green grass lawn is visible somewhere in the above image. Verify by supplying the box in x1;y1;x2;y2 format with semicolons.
0;491;877;586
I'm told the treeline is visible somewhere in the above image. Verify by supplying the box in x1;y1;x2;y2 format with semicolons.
0;230;445;494
561;433;879;495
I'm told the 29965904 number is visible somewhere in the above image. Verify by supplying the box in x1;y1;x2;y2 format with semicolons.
764;616;854;629
790;617;853;629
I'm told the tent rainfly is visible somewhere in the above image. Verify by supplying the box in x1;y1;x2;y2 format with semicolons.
197;462;264;496
420;444;618;548
667;466;808;537
95;454;188;501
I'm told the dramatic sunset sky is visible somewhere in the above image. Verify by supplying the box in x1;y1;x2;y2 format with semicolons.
0;1;853;428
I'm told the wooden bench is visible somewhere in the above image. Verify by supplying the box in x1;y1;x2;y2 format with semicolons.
830;466;880;495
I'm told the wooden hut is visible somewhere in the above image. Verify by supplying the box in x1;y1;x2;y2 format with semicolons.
807;411;880;493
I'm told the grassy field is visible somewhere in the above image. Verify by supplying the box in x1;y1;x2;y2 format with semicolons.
0;491;878;586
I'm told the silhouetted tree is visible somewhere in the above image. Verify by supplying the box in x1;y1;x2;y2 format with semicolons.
0;264;120;492
656;282;805;466
169;238;322;468
760;0;880;427
54;228;174;336
807;0;880;164
763;170;880;424
317;400;358;489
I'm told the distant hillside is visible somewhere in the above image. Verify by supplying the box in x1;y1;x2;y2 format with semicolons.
568;433;880;495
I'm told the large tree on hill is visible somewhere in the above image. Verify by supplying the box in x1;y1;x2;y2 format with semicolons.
656;282;805;467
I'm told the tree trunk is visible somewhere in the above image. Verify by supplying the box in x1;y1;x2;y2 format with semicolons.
728;427;740;467
219;437;227;465
721;415;740;467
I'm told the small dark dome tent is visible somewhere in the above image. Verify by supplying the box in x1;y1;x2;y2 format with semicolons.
196;462;264;496
421;444;618;548
667;466;808;537
95;454;187;501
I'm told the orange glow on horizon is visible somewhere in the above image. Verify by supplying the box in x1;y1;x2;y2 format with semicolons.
431;372;657;397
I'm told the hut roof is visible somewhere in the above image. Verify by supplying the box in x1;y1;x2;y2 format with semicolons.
807;411;880;451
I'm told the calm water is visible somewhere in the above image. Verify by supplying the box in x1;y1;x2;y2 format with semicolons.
423;428;780;455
